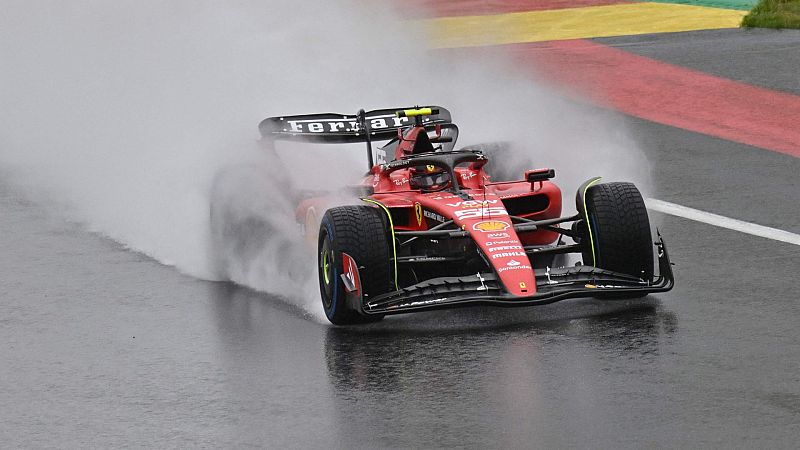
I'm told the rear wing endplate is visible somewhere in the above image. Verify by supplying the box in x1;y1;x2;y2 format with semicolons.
258;106;451;143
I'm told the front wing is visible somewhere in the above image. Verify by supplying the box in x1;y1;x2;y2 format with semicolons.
361;236;675;316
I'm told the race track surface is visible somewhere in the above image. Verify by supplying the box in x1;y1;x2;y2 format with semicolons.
596;28;800;96
3;17;800;450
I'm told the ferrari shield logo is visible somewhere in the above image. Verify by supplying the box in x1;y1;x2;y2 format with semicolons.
426;165;436;173
415;202;423;226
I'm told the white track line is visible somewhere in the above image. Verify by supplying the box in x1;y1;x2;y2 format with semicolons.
646;198;800;246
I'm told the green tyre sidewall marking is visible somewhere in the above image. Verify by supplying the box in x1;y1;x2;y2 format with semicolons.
360;198;399;291
582;177;602;266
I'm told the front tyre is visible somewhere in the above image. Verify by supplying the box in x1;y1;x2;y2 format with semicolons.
318;206;392;325
582;182;654;281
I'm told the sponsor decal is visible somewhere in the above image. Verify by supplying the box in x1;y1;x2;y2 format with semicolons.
491;252;525;260
454;207;507;220
446;199;498;208
497;265;533;273
414;202;423;226
406;256;448;262
460;171;477;181
506;259;522;266
430;194;459;200
497;264;532;273
285;114;409;134
488;245;523;252
372;174;380;188
423;210;446;223
487;232;511;239
485;240;518;246
519;282;527;290
341;253;361;295
473;220;510;232
386;159;413;169
393;177;409;186
388;297;449;309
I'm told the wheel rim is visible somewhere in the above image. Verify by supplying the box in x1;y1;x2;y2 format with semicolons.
322;251;330;285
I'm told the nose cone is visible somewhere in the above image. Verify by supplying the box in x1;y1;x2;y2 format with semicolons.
419;193;537;296
467;219;536;296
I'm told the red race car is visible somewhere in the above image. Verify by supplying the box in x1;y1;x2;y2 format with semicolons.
258;106;674;325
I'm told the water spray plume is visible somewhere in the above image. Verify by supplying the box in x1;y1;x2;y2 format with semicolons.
0;0;650;320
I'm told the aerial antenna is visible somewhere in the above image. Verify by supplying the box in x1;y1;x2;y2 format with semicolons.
482;174;489;221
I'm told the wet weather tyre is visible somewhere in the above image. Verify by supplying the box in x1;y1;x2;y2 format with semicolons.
582;182;654;281
318;205;392;325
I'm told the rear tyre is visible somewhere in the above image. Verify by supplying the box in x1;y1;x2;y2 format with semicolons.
318;206;392;325
582;182;654;281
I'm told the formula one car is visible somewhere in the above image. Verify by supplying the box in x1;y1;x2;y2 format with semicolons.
258;106;674;325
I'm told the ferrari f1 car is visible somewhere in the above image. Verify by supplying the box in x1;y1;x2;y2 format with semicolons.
258;106;674;325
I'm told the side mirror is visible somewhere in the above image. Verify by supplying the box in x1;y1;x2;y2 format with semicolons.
525;168;555;183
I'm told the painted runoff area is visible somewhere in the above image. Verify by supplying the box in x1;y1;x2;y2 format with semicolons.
424;2;747;47
427;2;800;159
412;0;757;17
647;198;800;246
410;0;634;17
640;0;757;9
507;39;800;159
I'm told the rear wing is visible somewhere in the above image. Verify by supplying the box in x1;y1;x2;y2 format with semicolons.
258;106;452;143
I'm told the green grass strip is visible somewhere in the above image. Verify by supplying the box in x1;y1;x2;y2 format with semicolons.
742;0;800;28
641;0;758;10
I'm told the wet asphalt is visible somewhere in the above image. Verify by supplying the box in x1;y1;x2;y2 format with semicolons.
2;29;799;448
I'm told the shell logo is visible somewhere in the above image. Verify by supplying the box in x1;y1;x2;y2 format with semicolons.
472;220;510;232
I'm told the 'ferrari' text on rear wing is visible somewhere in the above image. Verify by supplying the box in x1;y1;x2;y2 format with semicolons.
258;106;451;143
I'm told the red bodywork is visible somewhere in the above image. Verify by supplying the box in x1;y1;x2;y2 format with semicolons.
296;125;562;298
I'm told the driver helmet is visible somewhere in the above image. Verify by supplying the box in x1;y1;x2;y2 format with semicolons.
410;164;451;191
